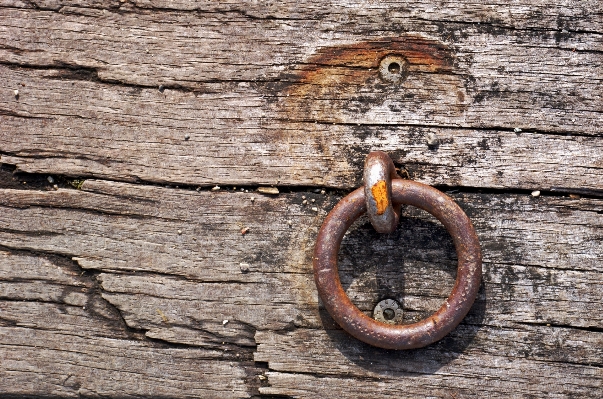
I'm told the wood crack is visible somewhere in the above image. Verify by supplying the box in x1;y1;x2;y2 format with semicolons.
415;16;603;37
516;321;603;334
1;165;599;200
272;118;603;139
0;244;262;354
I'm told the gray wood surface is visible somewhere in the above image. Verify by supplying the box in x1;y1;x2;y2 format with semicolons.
0;1;602;397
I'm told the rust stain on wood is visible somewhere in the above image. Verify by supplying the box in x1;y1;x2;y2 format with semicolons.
296;35;454;87
283;35;455;96
271;35;467;182
276;34;468;130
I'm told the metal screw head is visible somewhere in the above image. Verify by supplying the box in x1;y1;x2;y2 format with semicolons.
373;299;403;325
379;55;409;84
426;132;439;147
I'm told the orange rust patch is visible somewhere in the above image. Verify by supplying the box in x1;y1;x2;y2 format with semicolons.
274;34;467;128
294;35;454;87
371;180;389;215
279;35;458;108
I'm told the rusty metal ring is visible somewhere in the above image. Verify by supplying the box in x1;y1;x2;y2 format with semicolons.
363;151;402;234
313;179;482;350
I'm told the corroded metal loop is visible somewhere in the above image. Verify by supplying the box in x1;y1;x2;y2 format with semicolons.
363;151;401;234
313;179;482;350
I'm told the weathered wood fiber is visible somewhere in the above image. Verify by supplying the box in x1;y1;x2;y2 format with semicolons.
0;179;601;396
2;64;603;191
1;1;602;397
259;365;601;399
0;251;257;398
1;5;602;191
3;0;603;32
256;329;603;398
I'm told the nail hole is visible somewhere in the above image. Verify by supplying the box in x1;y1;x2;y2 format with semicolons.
388;62;400;74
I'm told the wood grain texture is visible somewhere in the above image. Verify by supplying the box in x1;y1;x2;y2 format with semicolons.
256;329;603;398
1;3;602;190
0;251;257;398
0;0;602;397
0;179;601;397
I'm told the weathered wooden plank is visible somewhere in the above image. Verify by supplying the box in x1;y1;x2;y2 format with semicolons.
255;327;603;398
3;0;603;33
260;364;601;399
1;5;602;191
1;63;602;191
255;326;603;375
1;1;602;397
2;178;601;274
1;327;251;398
1;6;601;88
0;181;603;345
0;179;601;397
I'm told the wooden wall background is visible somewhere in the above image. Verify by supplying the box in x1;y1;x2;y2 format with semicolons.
0;1;602;397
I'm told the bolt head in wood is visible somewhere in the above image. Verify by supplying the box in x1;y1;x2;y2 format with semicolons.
379;55;409;84
373;299;403;325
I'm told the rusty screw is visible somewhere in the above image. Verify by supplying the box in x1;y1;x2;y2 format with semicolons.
379;55;409;84
373;299;403;325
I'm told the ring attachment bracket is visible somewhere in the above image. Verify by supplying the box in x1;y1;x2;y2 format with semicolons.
363;151;401;234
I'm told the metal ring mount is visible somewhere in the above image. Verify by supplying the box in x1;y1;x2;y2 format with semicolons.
313;179;482;350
